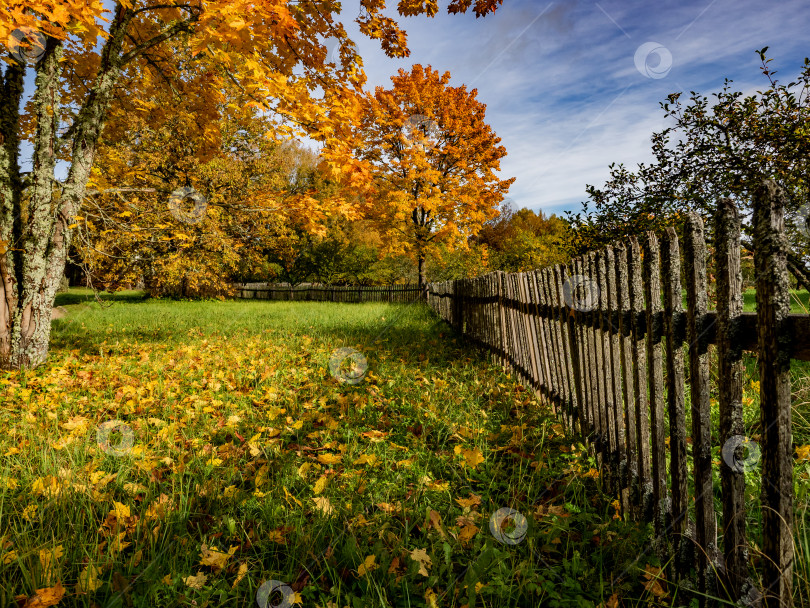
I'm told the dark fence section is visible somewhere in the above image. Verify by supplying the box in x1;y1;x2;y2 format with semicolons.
232;283;424;304
427;182;800;607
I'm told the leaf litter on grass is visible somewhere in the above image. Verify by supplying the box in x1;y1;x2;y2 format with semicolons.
1;299;653;607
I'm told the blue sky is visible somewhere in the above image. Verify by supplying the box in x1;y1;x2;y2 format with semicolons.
337;0;809;217
15;0;809;219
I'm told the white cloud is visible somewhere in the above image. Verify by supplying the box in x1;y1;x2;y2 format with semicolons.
339;0;808;215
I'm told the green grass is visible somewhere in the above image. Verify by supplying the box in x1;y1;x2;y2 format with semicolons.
0;293;655;607
741;288;810;313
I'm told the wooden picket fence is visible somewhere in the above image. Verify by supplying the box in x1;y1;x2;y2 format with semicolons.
427;182;803;607
233;282;424;303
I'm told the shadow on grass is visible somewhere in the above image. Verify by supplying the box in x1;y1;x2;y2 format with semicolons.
54;288;148;307
49;298;465;365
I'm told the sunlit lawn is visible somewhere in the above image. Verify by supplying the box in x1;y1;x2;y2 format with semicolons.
0;294;651;608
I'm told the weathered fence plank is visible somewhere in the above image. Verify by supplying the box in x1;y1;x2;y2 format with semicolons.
660;227;690;578
614;243;638;513
714;198;749;601
683;212;718;602
641;231;667;534
754;181;794;608
628;236;652;518
604;246;626;503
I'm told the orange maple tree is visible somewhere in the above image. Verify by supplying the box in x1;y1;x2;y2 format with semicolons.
352;64;515;288
0;0;507;369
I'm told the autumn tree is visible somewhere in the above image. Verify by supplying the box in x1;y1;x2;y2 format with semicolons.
353;64;514;289
475;202;569;272
0;0;507;369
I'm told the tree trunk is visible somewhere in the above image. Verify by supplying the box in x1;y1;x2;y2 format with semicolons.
418;251;426;290
0;6;133;370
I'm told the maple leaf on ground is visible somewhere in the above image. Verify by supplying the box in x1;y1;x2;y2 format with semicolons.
316;452;342;465
353;453;378;466
360;430;388;441
38;545;64;586
313;496;335;515
642;565;668;598
427;509;447;539
313;475;329;495
454;445;485;468
456;494;482;509
409;548;432;577
78;563;103;592
22;582;65;608
232;563;249;588
199;544;238;571
457;523;479;545
184;571;208;590
357;554;377;576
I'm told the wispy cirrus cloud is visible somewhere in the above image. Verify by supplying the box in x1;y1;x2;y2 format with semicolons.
343;0;809;216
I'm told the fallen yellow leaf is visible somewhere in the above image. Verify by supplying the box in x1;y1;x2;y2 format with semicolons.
23;581;65;607
409;548;432;577
232;563;248;588
78;563;103;592
357;554;377;576
313;475;329;495
316;452;342;465
454;445;484;468
199;544;237;571
313;496;334;515
184;571;208;590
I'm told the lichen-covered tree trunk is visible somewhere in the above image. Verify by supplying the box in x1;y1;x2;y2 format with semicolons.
0;7;131;370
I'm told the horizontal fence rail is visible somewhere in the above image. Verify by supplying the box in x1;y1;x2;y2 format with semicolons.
232;283;425;304
427;183;797;607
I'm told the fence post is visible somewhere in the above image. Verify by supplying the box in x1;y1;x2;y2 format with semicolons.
586;252;607;461
754;180;794;608
497;272;507;370
683;212;718;602
641;231;668;537
560;264;585;437
595;250;617;486
714;197;750;601
660;227;690;579
628;237;652;520
573;256;597;443
603;246;625;503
